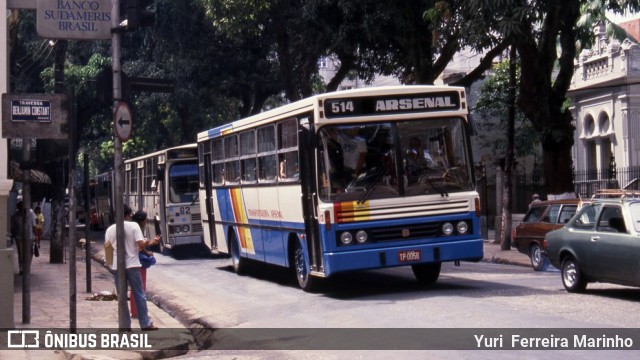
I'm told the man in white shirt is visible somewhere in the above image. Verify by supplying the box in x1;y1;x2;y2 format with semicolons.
104;204;158;331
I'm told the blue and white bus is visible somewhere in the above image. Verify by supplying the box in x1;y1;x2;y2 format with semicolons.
124;144;203;253
197;86;483;291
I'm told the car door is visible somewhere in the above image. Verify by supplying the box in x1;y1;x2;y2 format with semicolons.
592;205;637;283
566;203;601;278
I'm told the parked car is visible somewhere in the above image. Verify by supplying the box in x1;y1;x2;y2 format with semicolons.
545;190;640;293
512;199;584;271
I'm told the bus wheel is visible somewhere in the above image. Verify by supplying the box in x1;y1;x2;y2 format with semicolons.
230;232;246;275
412;262;441;285
293;241;319;292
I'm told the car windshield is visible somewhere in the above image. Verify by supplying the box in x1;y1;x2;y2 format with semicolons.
317;118;474;202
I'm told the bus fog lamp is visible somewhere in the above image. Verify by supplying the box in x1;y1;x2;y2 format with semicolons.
355;230;368;243
340;232;353;245
456;221;468;234
442;222;454;235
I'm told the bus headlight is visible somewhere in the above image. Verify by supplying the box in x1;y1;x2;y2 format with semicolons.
355;230;368;243
182;225;190;233
442;222;454;235
340;232;353;245
456;221;468;234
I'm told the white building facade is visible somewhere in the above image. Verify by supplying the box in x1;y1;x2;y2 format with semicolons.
568;23;640;195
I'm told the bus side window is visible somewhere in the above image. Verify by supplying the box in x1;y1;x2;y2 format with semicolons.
240;130;257;183
258;125;277;182
212;138;225;185
278;119;299;181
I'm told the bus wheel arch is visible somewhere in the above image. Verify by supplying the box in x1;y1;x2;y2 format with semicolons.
289;234;320;292
228;227;246;275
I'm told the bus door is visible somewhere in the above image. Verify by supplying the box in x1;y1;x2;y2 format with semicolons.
298;117;323;273
202;153;218;250
156;164;169;248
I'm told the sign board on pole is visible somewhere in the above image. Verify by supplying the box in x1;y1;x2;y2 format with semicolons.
36;0;113;40
114;101;133;141
1;93;68;139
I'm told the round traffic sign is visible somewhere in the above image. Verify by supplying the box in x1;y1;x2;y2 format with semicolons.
114;101;133;141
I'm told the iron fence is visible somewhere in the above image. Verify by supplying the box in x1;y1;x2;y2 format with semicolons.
574;166;640;198
475;165;640;230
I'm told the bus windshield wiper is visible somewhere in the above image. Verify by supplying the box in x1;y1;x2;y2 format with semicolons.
420;175;448;197
358;165;390;204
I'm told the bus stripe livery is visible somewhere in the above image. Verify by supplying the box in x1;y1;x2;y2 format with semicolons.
198;85;483;291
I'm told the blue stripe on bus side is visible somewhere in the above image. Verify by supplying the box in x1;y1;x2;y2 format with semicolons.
207;124;233;138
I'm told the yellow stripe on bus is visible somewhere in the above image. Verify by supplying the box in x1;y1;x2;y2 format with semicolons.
335;200;370;223
230;188;255;254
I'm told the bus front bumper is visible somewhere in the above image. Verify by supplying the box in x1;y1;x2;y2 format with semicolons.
322;238;483;276
169;235;203;247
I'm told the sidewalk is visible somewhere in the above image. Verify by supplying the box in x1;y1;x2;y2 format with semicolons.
481;230;531;268
2;235;193;360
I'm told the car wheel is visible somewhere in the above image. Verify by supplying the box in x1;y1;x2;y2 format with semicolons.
229;231;246;275
529;244;548;271
411;262;441;285
293;240;320;292
561;256;587;293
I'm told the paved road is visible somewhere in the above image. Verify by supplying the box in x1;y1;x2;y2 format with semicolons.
140;245;640;359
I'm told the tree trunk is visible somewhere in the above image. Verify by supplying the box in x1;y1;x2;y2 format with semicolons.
500;48;516;251
543;142;574;195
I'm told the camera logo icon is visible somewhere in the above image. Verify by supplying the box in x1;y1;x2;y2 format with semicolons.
7;330;40;348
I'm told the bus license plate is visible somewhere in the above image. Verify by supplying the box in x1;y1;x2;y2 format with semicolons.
398;249;422;263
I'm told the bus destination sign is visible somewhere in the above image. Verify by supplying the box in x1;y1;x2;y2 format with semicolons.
324;91;461;118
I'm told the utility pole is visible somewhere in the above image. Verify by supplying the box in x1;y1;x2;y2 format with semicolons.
112;0;128;330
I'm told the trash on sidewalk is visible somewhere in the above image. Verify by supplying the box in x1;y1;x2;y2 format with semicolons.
86;290;117;301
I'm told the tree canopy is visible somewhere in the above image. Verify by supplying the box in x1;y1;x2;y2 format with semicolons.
9;0;640;194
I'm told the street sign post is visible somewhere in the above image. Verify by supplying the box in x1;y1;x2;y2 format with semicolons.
114;101;132;141
1;93;68;139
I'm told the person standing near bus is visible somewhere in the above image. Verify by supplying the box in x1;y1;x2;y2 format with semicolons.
10;201;36;275
105;205;158;331
130;210;159;318
34;205;44;248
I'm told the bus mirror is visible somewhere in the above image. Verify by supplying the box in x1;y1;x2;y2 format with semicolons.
151;179;157;191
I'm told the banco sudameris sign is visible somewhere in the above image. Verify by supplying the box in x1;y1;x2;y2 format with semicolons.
36;0;112;40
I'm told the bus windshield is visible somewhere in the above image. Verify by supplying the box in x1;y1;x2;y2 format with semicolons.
318;117;474;202
168;161;199;203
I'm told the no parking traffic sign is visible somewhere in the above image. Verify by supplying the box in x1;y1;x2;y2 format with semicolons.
114;101;133;141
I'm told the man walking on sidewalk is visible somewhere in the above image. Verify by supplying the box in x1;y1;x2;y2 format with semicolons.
105;205;158;331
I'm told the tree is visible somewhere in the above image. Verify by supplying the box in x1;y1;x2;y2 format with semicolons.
501;0;640;195
474;60;540;161
476;55;542;249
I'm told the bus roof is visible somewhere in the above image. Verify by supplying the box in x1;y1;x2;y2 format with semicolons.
123;143;197;165
197;85;467;142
